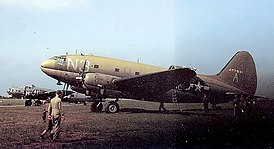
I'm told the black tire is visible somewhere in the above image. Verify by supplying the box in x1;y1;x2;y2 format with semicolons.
35;100;42;106
90;102;103;112
105;101;119;113
25;99;32;106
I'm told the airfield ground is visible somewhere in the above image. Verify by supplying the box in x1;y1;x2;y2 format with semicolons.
0;98;274;148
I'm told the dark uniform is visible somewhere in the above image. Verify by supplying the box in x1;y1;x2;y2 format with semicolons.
233;95;245;116
159;101;167;112
203;93;209;113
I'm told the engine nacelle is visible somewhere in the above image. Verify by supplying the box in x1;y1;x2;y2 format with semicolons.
84;73;120;87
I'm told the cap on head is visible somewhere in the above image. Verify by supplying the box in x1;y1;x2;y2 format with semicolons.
56;90;62;95
46;97;51;101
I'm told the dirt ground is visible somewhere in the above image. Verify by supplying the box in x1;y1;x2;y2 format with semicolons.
0;99;274;148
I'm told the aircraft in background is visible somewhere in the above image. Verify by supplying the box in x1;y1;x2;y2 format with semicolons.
7;84;73;106
63;92;89;105
7;86;26;99
40;51;257;113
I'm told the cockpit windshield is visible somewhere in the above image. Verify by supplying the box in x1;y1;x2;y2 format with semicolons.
50;56;58;60
50;55;66;66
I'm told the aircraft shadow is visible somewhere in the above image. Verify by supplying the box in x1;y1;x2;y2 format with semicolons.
120;108;220;116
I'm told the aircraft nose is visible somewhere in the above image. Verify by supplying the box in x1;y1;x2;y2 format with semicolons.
40;60;55;69
40;60;56;74
7;88;10;94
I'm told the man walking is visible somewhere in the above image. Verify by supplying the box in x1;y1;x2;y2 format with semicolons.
40;97;53;138
48;90;64;141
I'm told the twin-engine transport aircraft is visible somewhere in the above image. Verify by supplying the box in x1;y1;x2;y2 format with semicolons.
7;84;73;106
7;85;57;106
40;51;257;113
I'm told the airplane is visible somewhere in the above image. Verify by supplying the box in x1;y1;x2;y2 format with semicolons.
40;51;257;113
7;86;26;99
7;84;73;106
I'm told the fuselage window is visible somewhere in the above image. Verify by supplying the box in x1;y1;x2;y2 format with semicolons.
94;64;99;69
135;72;140;75
115;68;119;72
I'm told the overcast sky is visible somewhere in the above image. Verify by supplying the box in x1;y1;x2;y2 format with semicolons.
0;0;274;98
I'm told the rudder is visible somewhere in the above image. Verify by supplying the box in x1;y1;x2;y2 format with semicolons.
217;51;257;95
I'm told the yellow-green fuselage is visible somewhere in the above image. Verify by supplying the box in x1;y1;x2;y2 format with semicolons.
41;54;165;97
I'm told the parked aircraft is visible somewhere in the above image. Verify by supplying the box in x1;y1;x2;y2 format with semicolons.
40;51;257;113
7;86;26;99
7;84;73;106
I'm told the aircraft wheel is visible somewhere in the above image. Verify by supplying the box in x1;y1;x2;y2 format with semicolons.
90;102;103;112
35;100;42;106
105;101;119;113
25;99;32;106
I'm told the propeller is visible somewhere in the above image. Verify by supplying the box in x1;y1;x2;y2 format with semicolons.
62;83;70;97
76;59;87;85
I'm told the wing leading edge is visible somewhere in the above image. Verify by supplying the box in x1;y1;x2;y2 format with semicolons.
113;68;196;99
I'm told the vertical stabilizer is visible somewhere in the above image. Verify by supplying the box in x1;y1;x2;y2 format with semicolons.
217;51;257;95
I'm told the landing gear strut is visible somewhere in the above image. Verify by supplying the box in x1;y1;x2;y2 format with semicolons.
90;102;103;112
90;97;121;113
25;99;32;106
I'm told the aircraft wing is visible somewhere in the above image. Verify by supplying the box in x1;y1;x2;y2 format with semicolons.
112;68;196;99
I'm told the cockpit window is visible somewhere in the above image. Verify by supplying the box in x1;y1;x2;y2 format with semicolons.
50;55;66;66
169;65;175;70
57;57;66;66
50;56;58;60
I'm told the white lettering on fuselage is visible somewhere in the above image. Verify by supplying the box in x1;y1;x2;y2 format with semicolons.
67;58;90;72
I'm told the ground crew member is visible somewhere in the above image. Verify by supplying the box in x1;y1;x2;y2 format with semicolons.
233;95;245;116
40;97;53;138
48;90;64;141
159;101;167;112
203;93;209;113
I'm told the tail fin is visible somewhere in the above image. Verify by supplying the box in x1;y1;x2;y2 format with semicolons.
217;51;257;95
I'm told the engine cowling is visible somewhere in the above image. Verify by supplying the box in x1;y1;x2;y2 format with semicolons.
84;73;120;87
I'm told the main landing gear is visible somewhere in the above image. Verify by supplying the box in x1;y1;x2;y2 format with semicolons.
105;101;120;113
90;99;120;113
90;102;103;112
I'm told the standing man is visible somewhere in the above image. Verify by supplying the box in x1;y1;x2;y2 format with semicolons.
40;97;53;138
159;101;167;112
203;92;209;113
48;90;64;141
233;95;245;117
